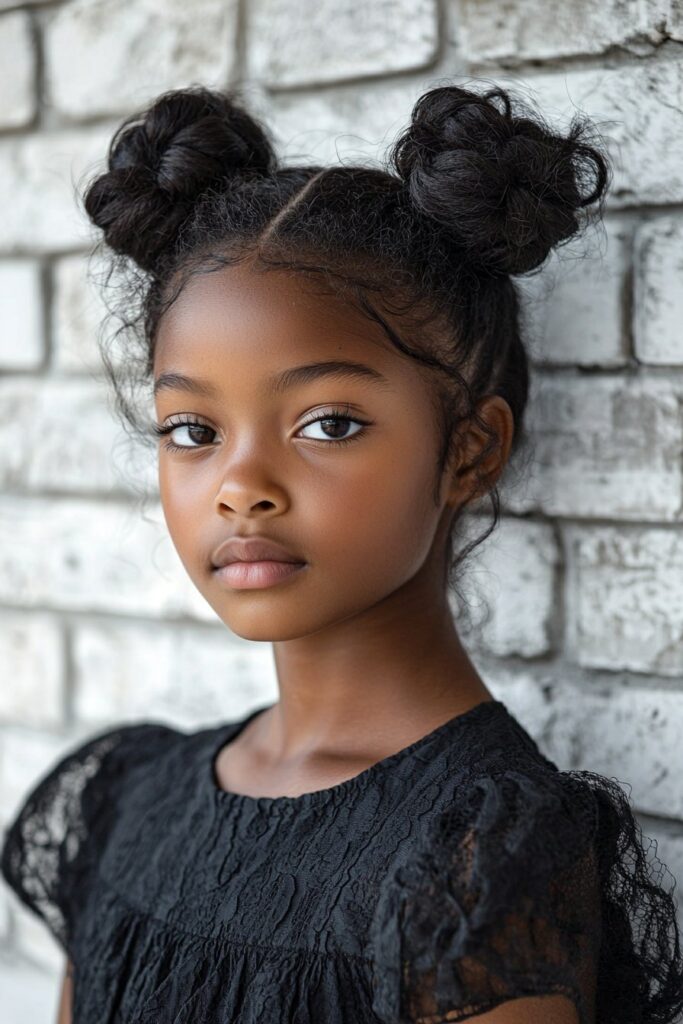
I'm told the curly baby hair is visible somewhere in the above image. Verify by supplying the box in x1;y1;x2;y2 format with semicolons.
81;79;610;601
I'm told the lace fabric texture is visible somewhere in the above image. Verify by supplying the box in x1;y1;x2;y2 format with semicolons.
1;700;681;1024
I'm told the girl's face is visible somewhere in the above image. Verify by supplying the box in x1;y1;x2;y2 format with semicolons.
153;259;463;642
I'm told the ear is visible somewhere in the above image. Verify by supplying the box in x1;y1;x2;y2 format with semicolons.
444;395;515;507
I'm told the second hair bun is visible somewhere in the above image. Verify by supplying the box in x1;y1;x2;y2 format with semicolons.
390;84;608;276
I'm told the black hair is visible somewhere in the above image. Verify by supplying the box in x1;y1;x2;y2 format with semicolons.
81;79;610;605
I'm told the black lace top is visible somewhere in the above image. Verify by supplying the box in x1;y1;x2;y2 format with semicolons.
2;698;682;1024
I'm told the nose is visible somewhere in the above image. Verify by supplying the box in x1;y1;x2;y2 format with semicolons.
214;468;288;519
216;491;278;516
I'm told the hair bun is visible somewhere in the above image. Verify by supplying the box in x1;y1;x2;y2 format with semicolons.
390;84;609;276
83;86;277;274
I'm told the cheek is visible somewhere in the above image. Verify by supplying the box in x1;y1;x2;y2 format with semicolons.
308;440;440;569
157;460;202;548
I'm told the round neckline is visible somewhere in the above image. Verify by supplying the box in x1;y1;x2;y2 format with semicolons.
207;698;507;814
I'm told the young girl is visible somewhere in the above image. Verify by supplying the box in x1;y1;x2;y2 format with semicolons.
2;81;682;1024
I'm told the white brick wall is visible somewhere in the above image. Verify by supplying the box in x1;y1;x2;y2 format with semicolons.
1;0;682;1013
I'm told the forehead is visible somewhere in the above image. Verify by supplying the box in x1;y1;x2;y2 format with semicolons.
154;261;398;374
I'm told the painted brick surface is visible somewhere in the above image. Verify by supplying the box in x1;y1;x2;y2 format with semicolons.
528;61;683;206
454;516;560;658
0;11;35;128
504;374;683;521
72;621;277;729
0;260;43;370
45;0;239;119
247;0;438;88
520;218;630;367
0;496;210;619
0;953;58;1021
457;0;668;62
0;727;79;832
547;684;683;819
0;614;64;727
51;252;112;372
634;217;683;365
0;127;112;253
564;524;683;677
0;377;132;493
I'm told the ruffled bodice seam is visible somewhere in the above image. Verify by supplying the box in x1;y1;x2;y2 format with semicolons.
92;865;376;965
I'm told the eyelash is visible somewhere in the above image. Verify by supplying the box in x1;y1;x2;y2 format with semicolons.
151;406;370;453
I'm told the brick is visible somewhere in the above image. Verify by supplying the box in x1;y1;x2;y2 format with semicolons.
0;614;64;727
529;61;683;207
0;261;43;370
452;517;559;658
547;685;683;818
0;11;35;128
503;374;683;521
0;127;112;254
519;218;630;367
564;524;683;677
0;377;138;494
52;250;117;372
634;217;683;365
51;253;112;373
73;621;277;729
457;0;666;63
247;0;438;88
45;0;239;119
0;495;212;620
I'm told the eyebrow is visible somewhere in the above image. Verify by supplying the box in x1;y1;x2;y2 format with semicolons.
152;360;393;399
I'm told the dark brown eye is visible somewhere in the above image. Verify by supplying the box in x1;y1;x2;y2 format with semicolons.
297;408;370;445
151;418;216;451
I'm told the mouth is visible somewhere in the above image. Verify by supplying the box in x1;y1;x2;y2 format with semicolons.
213;559;307;590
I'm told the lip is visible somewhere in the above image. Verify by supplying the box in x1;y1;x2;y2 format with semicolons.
214;560;307;590
211;535;305;569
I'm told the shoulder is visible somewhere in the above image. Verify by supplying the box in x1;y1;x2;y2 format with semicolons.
368;761;683;1024
0;719;180;956
4;719;181;838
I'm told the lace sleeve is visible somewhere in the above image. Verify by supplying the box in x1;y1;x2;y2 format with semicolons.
368;767;683;1024
0;722;175;959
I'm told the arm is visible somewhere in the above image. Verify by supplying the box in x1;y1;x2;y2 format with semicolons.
56;957;73;1024
416;993;580;1023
